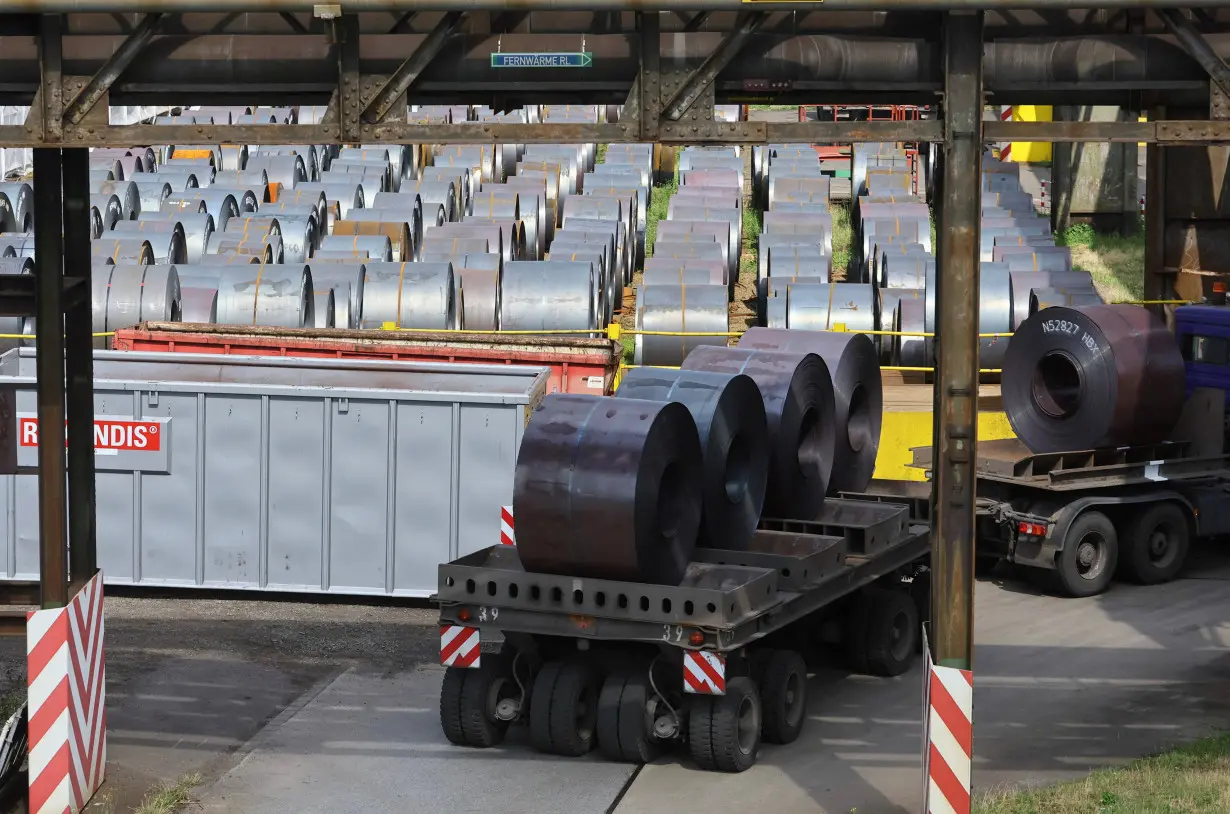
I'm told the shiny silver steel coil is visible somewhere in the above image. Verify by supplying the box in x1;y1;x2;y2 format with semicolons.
369;191;425;248
100;264;183;336
560;217;628;288
514;393;703;585
761;277;827;328
224;215;281;238
873;242;929;287
131;212;215;265
0;234;35;258
168;191;240;228
312;250;369;263
257;145;318;179
361;261;461;330
205;230;280;264
877;288;923;362
206;263;313;327
682;346;836;520
500;260;596;331
96;180;141;220
894;297;928;367
0;184;33;233
765;245;832;283
307;264;365;329
179;285;219;323
641;264;725;286
404;179;457;223
634;283;729;368
473;190;539;261
431;155;483;200
118;221;187;266
311;288;335;329
668;206;741;283
513;168;560;228
455;267;500;331
548;245;611;326
296;182;364;221
880;253;934;289
1000;248;1074;273
93;237;154;266
267;214;315;264
1009;271;1098;328
616;367;768;551
1003;305;1185;453
923;266;1015;368
490;183;547;256
680;168;741;193
767;176;831;211
786;283;880;344
1029;287;1105;316
421;169;471;217
246;155;307;191
155;168;203;191
422;234;490;256
738;327;882;494
219;144;248;172
852;143;908;197
321;234;392;263
0;257;34;351
420;252;500;273
762;212;833;257
656;222;729;284
262;200;323;245
133;180;173;215
339;146;393;183
336;214;417;262
432;222;509;266
91;194;124;232
642;257;726;285
523;149;581;194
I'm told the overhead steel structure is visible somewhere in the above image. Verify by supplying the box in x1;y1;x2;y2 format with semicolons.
4;6;1230;674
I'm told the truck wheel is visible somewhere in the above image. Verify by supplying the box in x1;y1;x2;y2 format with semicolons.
1121;503;1190;585
439;656;514;748
975;555;1001;578
529;661;599;757
1056;511;1118;597
597;670;664;763
688;677;761;773
863;589;919;677
760;650;808;745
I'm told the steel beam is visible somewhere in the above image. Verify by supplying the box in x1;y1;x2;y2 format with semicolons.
32;148;69;611
12;0;1230;11
61;12;162;127
361;11;465;124
662;11;766;121
1160;9;1230;102
931;10;981;672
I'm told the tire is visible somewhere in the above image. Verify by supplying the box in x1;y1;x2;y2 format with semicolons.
975;554;1001;578
1121;502;1190;585
687;677;761;773
439;656;514;748
597;671;664;764
759;650;808;745
850;588;919;677
842;593;873;674
529;661;600;757
1055;511;1118;597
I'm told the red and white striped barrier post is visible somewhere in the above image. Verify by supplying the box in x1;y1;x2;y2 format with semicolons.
500;505;515;546
26;571;106;814
998;106;1013;162
922;640;973;814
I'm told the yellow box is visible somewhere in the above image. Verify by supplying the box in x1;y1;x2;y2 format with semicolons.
873;411;1017;481
1009;105;1053;164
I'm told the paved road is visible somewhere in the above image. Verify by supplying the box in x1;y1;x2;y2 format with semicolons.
190;545;1230;814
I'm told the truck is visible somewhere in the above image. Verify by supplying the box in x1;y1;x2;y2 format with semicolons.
434;495;929;771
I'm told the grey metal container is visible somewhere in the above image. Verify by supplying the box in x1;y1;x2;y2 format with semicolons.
0;349;547;598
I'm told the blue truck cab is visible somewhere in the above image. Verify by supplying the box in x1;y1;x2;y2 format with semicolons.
1175;304;1230;410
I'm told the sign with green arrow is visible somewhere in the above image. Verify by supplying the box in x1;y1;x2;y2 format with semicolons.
490;52;593;68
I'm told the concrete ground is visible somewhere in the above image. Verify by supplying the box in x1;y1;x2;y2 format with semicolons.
142;543;1230;814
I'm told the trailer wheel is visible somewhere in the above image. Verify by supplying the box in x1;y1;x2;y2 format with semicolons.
846;588;918;677
688;677;761;773
1056;510;1118;597
529;661;600;757
597;671;664;763
759;650;808;745
1121;502;1190;585
439;656;514;748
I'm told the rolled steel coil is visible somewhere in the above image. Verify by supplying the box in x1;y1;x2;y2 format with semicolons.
0;257;34;351
668;206;741;282
256;145;317;179
205;230;281;265
738;327;882;494
133;180;173;215
129;213;215;265
880;253;934;289
522;150;580;194
420;170;471;217
421;252;501;273
311;288;335;329
491;185;547;258
361;261;461;330
761;277;827;329
93;238;154;266
924;266;1015;369
456;268;500;331
90;169;115;187
652;241;725;267
472;191;537;261
180;286;219;323
168;191;241;228
404;179;457;223
894;297;928;367
119;221;187;266
157;167;207;190
656;222;729;283
560;218;627;288
681;346;836;520
224;215;281;238
877;288;923;362
362;143;416;186
91;194;124;233
873;242;930;287
514;394;703;585
100;264;183;334
219;144;248;172
321;234;392;263
312;250;369;263
762;212;833;256
634;282;730;367
296;182;365;220
421;234;490;256
96;180;141;221
117;156;143;180
432;223;510;266
1001;248;1075;273
202;263;313;327
616;368;768;551
765;246;832;283
1029;287;1105;316
1003;305;1185;453
246;155;307;191
307;264;365;329
514;168;560;226
335;215;416;263
786;283;880;342
548;245;611;325
642;264;725;287
680;168;741;192
1009;271;1098;329
267;214;315;264
500;260;596;331
0;184;34;233
0;234;36;258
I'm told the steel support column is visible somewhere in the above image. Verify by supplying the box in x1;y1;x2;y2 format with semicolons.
361;10;465;124
662;11;766;121
32;148;68;609
931;10;982;671
61;12;161;126
1144;106;1168;312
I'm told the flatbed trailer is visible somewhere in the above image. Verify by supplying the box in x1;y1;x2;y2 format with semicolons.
912;438;1230;597
434;495;930;772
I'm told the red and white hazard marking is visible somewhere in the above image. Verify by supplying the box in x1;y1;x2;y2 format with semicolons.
440;625;481;669
682;651;726;695
27;571;106;814
923;655;973;814
500;505;515;546
999;105;1013;162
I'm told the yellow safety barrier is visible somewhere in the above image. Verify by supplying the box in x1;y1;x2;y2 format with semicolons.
0;332;114;339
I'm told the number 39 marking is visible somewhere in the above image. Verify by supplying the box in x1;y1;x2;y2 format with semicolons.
478;607;499;623
662;625;683;642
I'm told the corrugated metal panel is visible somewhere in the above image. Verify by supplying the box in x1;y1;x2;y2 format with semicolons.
0;349;547;597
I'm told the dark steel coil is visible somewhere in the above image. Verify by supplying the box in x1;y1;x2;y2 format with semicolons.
616;368;768;551
634;284;729;367
1003;305;1186;453
307;264;365;329
514;394;704;585
682;346;835;520
361;261;460;330
739;327;882;494
0;183;34;233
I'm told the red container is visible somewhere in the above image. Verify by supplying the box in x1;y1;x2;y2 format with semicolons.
112;323;621;395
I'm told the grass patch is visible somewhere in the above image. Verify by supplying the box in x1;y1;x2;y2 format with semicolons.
595;143;608;165
740;200;762;283
1056;223;1145;302
0;688;23;723
134;773;203;814
644;164;679;259
747;104;797;111
975;733;1230;814
830;202;853;278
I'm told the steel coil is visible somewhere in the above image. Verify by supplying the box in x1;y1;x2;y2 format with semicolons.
877;288;923;362
421;169;471;217
894;297;927;367
269;214;315;264
634;284;729;367
761;277;826;328
133;180;173;215
668;206;741;282
617;368;768;551
1000;248;1075;273
180;287;219;323
0;234;35;258
681;346;836;520
0;184;33;233
548;246;611;325
557;218;626;288
787;283;880;341
92;194;124;232
1008;271;1097;328
361;261;460;330
1003;305;1185;453
762;212;833;256
93;238;154;266
157;168;206;190
652;241;725;268
421;252;500;273
514;394;703;585
246;155;307;190
205;263;313;327
500;260;596;331
432;223;511;266
1029;287;1105;316
296;182;364;222
101;264;183;334
335;216;416;263
368;192;426;244
738;327;882;494
96;180;141;221
456;268;500;331
168;191;241;228
765;246;832;283
925;266;1015;368
656;223;729;283
310;288;335;329
321;234;392;263
880;253;934;289
422;234;490;256
641;264;725;286
307;264;365;329
129;213;214;264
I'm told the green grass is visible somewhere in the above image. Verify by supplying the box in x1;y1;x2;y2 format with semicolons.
740;200;761;283
831;202;853;277
975;733;1230;814
644;163;679;259
1056;222;1145;302
134;773;204;814
595;143;608;165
